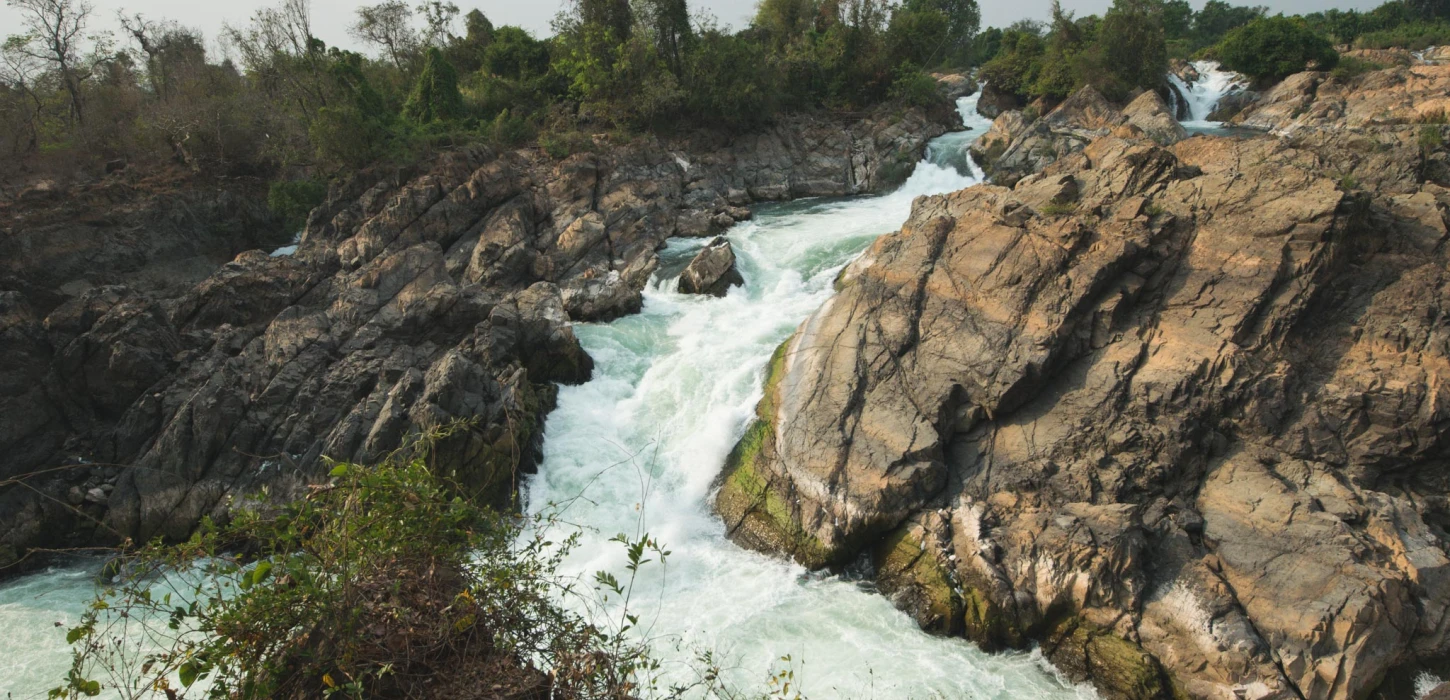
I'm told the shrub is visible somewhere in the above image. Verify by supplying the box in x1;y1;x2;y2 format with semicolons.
1331;55;1388;81
403;47;465;124
889;64;945;108
1354;20;1450;50
267;178;327;232
51;454;662;699
1216;16;1339;84
1422;125;1445;153
488;109;535;147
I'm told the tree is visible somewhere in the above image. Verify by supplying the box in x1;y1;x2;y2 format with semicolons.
1406;0;1450;20
1195;0;1265;44
1216;15;1337;84
755;0;818;48
1098;0;1167;98
7;0;92;124
900;0;980;65
573;0;633;41
402;46;463;123
637;0;693;73
417;1;460;47
350;1;418;70
1162;0;1194;40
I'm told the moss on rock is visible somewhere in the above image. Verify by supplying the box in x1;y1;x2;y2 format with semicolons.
871;526;961;635
715;337;836;569
1042;614;1171;700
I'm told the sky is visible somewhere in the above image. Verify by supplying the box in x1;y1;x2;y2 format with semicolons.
0;0;1392;57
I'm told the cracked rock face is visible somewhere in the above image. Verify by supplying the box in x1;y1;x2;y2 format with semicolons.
719;115;1450;698
971;85;1187;187
0;103;954;569
677;237;744;297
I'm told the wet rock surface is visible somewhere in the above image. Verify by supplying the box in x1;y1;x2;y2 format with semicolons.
0;103;955;570
720;84;1450;699
678;237;744;297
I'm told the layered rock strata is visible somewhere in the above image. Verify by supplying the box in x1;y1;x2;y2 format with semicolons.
719;107;1450;698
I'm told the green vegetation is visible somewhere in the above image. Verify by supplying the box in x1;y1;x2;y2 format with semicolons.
266;178;327;232
1216;16;1339;84
51;455;670;699
1;0;991;197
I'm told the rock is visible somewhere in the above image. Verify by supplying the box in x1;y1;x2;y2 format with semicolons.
1169;59;1200;84
1235;64;1450;132
1121;91;1187;145
84;488;107;505
718;120;1450;699
982;86;1127;185
933;73;977;101
1;99;958;571
976;82;1022;119
678;237;744;297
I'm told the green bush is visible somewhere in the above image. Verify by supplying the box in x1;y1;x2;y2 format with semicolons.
403;47;465;124
1331;55;1389;81
1216;16;1339;84
267;178;327;232
51;455;662;699
890;64;945;108
488;109;535;147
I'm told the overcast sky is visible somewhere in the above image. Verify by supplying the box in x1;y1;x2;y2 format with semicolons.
1;0;1391;57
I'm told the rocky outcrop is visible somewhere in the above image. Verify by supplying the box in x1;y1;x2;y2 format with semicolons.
934;73;978;101
677;237;743;297
1234;64;1450;132
0;172;285;314
0;102;956;570
976;82;1023;120
718;113;1450;699
971;86;1186;186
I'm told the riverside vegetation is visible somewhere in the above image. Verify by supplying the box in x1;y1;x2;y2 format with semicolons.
7;0;1450;698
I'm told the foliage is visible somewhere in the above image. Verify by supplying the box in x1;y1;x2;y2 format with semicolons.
402;47;464;124
49;455;667;699
266;178;326;231
1354;20;1450;50
1216;16;1338;84
1331;55;1389;81
889;63;945;108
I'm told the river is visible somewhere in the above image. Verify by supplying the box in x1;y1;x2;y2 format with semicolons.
0;93;1095;699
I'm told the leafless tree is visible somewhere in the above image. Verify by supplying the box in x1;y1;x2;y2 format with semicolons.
7;0;92;124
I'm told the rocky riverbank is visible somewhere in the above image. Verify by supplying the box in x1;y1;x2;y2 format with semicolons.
0;100;958;570
718;63;1450;700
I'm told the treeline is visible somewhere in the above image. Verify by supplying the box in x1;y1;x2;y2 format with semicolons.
0;0;987;192
978;0;1449;108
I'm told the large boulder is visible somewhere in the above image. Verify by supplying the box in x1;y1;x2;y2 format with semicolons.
718;123;1450;699
1122;91;1188;145
678;237;744;297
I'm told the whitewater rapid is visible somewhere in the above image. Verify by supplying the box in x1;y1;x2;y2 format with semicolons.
0;93;1096;699
1167;60;1250;133
520;94;1096;698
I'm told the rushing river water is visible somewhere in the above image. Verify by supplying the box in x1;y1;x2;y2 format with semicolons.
0;93;1095;699
518;93;1094;699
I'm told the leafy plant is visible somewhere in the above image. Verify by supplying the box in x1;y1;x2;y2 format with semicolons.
267;178;327;232
49;450;661;699
1215;16;1339;84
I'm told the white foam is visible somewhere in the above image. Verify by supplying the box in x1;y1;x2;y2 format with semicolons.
1168;60;1251;129
521;90;1095;697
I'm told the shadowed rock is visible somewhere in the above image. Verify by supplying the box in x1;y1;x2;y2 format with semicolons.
678;237;744;297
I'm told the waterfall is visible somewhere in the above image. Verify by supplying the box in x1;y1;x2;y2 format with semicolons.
1167;60;1250;129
